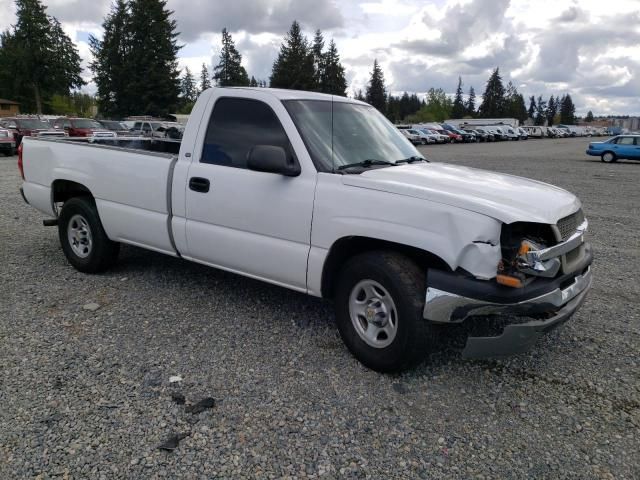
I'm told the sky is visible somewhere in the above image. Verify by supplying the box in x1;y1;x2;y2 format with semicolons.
1;0;639;115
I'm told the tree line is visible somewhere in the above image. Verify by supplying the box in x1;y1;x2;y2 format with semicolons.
0;0;581;123
359;65;578;125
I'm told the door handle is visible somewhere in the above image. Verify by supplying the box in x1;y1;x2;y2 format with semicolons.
189;177;210;193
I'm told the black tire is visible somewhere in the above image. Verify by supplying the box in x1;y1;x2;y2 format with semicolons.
58;197;119;273
334;251;433;372
601;151;616;163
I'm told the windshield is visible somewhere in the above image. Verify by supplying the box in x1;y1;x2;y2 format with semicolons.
284;100;420;172
72;119;102;129
15;119;49;129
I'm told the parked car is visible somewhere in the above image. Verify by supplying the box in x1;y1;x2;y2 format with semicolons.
472;128;495;142
53;117;116;138
0;128;16;156
486;126;508;141
400;128;422;145
19;87;593;372
503;127;520;141
586;135;640;163
98;120;131;136
405;128;433;145
426;129;450;143
462;129;485;142
417;129;442;144
516;127;528;140
436;128;462;143
453;128;476;142
441;123;470;142
0;117;66;145
130;120;183;138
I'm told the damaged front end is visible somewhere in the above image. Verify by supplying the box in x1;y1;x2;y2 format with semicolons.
423;210;593;357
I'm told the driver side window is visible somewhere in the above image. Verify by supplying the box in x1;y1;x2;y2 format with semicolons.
201;97;293;169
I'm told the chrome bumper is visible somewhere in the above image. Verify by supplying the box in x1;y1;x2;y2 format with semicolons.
424;267;592;357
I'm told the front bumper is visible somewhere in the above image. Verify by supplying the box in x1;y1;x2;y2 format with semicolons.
424;251;592;357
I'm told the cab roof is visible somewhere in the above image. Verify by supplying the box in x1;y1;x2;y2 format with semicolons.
211;87;368;105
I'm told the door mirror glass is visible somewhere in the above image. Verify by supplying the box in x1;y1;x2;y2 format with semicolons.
247;145;300;177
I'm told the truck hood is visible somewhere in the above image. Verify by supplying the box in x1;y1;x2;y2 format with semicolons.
341;162;581;224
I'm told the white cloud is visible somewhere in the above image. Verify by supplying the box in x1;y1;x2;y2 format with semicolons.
1;0;638;114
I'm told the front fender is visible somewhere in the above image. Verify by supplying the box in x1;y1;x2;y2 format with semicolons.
312;175;502;279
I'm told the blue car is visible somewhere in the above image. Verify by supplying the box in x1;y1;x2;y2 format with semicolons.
586;135;640;163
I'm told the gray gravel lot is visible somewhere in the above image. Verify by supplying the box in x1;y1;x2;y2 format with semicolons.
1;137;639;479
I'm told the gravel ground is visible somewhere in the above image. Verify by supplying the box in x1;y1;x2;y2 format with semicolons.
1;137;638;479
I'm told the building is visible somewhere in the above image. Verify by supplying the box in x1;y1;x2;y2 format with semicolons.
0;99;20;116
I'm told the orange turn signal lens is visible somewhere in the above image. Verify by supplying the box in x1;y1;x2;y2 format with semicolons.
518;242;530;255
496;274;524;288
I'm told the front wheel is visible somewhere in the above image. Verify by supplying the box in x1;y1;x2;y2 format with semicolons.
58;197;120;273
601;152;616;163
334;251;432;372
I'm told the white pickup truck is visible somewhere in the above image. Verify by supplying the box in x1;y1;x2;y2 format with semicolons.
19;87;593;372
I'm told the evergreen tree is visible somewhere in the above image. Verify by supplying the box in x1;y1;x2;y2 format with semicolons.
528;95;536;120
546;95;557;125
503;82;527;122
512;93;528;123
560;94;576;124
386;95;400;122
213;28;249;87
311;29;325;90
585;110;594;122
249;76;258;87
365;59;386;112
48;18;84;97
534;95;547;125
354;89;365;101
270;21;315;91
478;67;506;117
200;63;211;92
126;0;181;116
465;86;476;116
0;0;85;113
92;0;181;116
89;0;131;117
451;77;465;118
180;67;197;104
320;39;347;96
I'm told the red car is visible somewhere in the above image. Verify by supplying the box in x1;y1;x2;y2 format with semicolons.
0;117;64;145
0;128;16;156
53;117;115;138
435;129;462;143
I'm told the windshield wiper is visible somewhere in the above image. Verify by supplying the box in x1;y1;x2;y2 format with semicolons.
337;159;397;171
395;156;427;164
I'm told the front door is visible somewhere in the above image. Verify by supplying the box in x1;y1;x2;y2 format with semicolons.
183;95;316;291
614;136;635;159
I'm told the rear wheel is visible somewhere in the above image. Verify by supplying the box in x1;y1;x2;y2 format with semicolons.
334;251;432;372
601;151;616;163
58;197;119;273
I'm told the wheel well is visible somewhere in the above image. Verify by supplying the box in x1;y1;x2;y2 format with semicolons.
320;236;451;299
52;180;93;211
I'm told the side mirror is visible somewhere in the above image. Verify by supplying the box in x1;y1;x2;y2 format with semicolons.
247;145;300;177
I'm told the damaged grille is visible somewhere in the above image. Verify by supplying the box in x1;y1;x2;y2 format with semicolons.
556;209;584;241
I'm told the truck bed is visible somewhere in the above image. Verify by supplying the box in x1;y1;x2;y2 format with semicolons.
21;137;179;255
64;136;182;155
